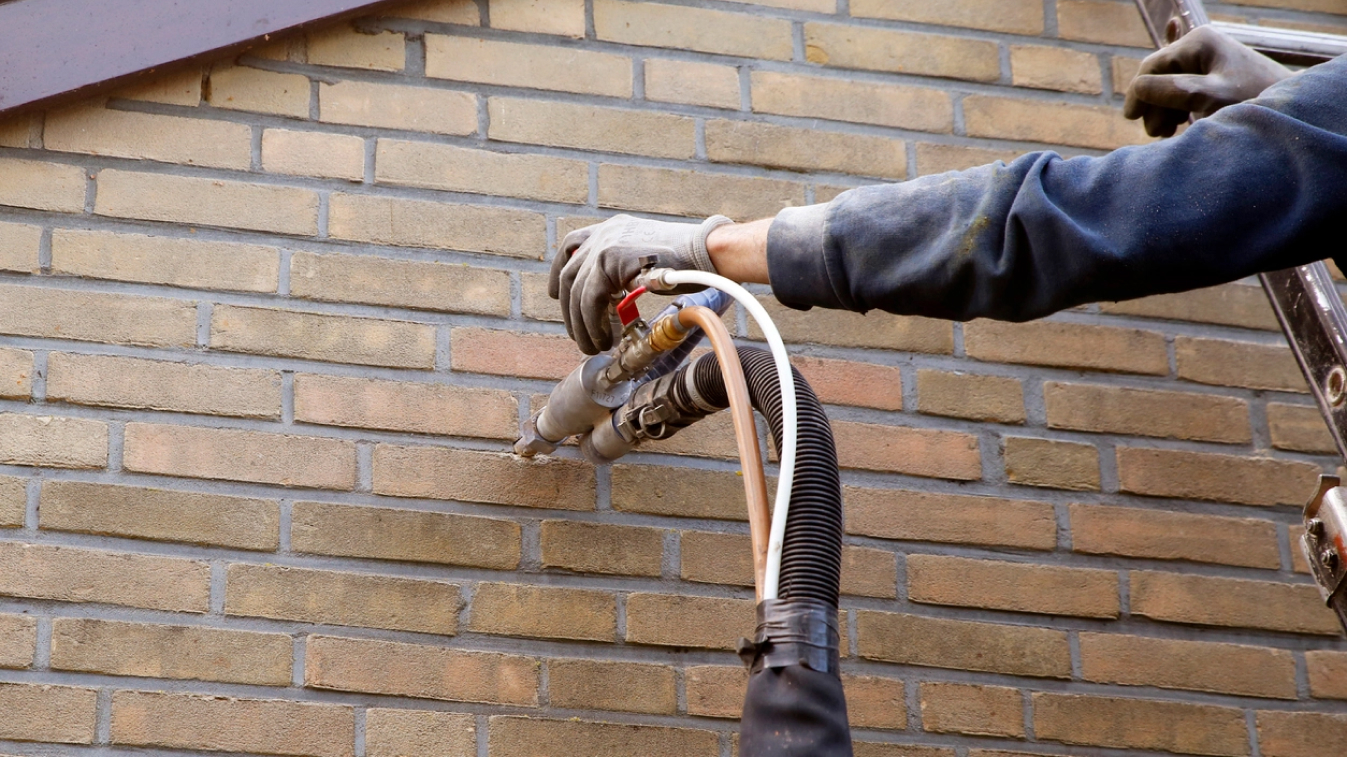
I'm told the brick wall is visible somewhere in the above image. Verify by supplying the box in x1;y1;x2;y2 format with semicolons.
1;0;1346;754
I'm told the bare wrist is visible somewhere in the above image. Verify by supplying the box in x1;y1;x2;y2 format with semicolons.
706;218;772;284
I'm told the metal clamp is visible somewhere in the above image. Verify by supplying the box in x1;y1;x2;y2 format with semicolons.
1302;475;1347;632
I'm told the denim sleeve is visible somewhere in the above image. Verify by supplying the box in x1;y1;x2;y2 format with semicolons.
766;54;1347;322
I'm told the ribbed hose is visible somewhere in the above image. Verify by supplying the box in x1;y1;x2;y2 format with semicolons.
681;347;843;608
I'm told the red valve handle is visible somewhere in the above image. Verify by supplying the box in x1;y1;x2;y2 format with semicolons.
616;286;647;326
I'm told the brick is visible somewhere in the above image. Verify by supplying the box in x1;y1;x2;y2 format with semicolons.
1100;281;1277;330
292;252;509;317
262;128;365;180
1306;650;1347;699
1004;437;1099;491
625;593;754;649
469;582;614;641
40;480;279;551
328;193;546;259
491;0;585;36
489;716;717;757
0;682;97;744
1131;570;1340;635
0;157;87;212
489;97;695;159
964;95;1148;151
1176;335;1304;392
1045;382;1249;443
752;71;952;132
1079;632;1296;699
706;119;906;179
854;742;958;756
1010;44;1102;94
294;373;516;439
919;682;1023;738
211;304;435;369
111;691;352;755
207;64;310;117
1071;503;1279;568
640;410;741;462
909;554;1117;617
0;220;40;272
376;139;588;203
51;618;291;685
48;352;281;418
1116;447;1320;507
395;0;481;23
0;114;32;146
1057;0;1152;47
836;675;905;731
595;0;792;59
0;613;35;668
541;520;663;576
0;475;23;527
319;80;476;134
1290;524;1311;574
0;348;31;400
0;542;209;611
227;563;460;634
846;486;1057;550
51;228;280;292
1035;692;1245;755
95;168;319;235
680;530;754;586
366;709;474;757
114;67;203;105
374;444;595;509
752;296;953;353
916;143;1022;176
45;104;251;168
841;546;899;599
293;501;520;569
451;327;582;380
426;35;630;97
858;611;1070;678
0;412;106;468
599;163;805;220
548;659;676;714
308;24;405;70
307;635;538;704
834;421;981;480
612;464;748;521
1258;711;1347;756
686;666;745;718
918;370;1023;424
124;423;355;489
794;356;904;411
1267;402;1334;453
645;59;740;109
804;23;999;83
849;0;1043;35
966;319;1166;374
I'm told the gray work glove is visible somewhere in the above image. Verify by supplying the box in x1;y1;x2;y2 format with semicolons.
549;214;733;355
1124;25;1293;138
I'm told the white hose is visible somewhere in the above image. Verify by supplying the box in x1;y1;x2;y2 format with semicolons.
647;269;797;600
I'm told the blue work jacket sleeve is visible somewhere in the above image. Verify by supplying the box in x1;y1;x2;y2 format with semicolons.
766;54;1347;323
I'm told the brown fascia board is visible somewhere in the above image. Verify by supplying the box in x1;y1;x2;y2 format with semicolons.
0;0;404;118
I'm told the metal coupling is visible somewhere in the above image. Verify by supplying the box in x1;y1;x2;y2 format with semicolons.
513;413;557;458
1302;474;1347;632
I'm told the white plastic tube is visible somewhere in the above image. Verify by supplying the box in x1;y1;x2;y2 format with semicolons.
649;269;797;600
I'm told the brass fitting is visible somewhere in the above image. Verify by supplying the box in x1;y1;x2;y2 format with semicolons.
649;313;691;353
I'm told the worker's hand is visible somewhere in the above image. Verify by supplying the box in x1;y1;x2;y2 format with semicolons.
1124;25;1293;137
549;214;732;355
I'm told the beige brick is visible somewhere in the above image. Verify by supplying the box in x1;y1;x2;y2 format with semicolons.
0;114;33;147
207;64;310;117
40;480;279;550
0;475;24;528
1101;281;1277;330
366;709;475;757
307;24;404;70
1057;0;1152;47
51;228;280;292
45;104;251;168
211;304;435;369
625;593;754;649
328;193;546;259
1268;402;1334;453
48;352;281;418
124;422;356;489
395;0;482;23
1176;335;1305;392
595;0;792;59
1131;570;1340;635
294;373;516;439
114;67;202;105
1079;632;1296;699
470;582;614;641
0;682;97;744
909;554;1117;617
599;163;805;220
376;139;588;203
306;634;539;705
920;682;1023;738
227;563;460;634
261;128;365;181
841;545;899;599
964;95;1148;151
679;530;753;586
1258;711;1347;757
1116;447;1320;507
0;347;32;399
965;319;1167;374
541;520;663;577
1010;45;1102;94
640;409;740;461
856;743;957;757
451;327;584;380
1045;382;1249;443
294;253;508;318
834;421;981;480
548;659;677;714
849;0;1043;35
753;296;953;353
841;675;906;730
0;542;209;611
612;464;749;521
686;665;746;718
489;98;696;159
918;370;1024;424
804;23;999;82
95;169;319;235
1004;437;1099;491
292;501;520;569
319;80;476;134
111;691;352;755
793;356;904;411
1306;650;1347;699
1112;55;1144;93
752;71;952;132
426;35;631;97
1070;503;1280;569
1291;523;1311;574
51;618;290;685
645;59;741;109
1035;693;1245;754
375;444;595;509
0;413;107;469
858;611;1070;678
0;220;40;272
846;486;1057;550
489;716;717;757
916;143;1022;176
491;0;585;36
0;613;35;668
706;119;906;179
0;157;87;212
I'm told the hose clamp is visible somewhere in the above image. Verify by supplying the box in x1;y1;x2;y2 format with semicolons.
737;598;840;675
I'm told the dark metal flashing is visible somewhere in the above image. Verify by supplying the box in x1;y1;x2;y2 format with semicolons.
0;0;402;118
